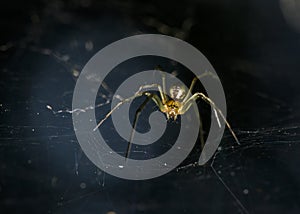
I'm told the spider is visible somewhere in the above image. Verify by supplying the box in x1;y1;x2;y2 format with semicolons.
93;68;240;159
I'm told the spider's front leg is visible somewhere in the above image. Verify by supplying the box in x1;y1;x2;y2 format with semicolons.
126;92;166;159
93;84;166;131
93;82;167;159
180;92;240;145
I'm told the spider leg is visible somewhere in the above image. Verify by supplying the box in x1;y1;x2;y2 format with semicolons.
182;78;197;103
137;83;166;104
162;73;167;102
93;93;143;131
182;71;218;103
192;103;205;149
93;84;165;131
155;66;168;103
181;92;240;145
126;93;163;159
181;101;205;149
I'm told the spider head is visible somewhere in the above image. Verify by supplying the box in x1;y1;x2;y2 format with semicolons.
169;85;186;101
165;100;180;120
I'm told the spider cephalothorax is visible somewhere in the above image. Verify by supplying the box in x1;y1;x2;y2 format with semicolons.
94;70;240;159
162;99;181;120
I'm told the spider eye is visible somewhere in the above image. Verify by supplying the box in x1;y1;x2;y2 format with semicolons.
169;85;186;100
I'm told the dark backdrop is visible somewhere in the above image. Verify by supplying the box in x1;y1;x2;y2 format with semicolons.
0;0;300;214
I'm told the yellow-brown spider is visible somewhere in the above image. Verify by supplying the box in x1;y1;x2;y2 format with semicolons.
94;69;240;159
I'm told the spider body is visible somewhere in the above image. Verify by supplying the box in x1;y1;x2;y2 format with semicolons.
162;99;181;120
169;85;186;100
94;69;240;159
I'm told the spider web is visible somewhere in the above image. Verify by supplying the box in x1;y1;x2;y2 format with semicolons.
1;0;300;214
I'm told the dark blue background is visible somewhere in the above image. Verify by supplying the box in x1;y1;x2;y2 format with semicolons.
0;0;300;213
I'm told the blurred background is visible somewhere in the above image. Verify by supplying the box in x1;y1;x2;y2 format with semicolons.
0;0;300;213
